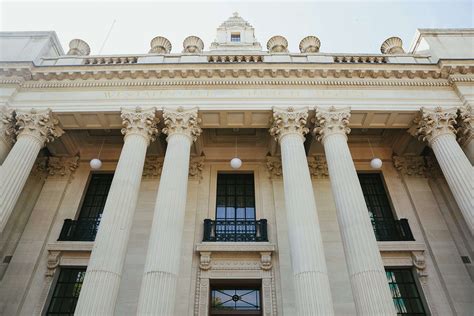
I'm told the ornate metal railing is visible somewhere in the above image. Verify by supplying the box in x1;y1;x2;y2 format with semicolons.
58;218;101;241
203;219;268;242
372;218;415;241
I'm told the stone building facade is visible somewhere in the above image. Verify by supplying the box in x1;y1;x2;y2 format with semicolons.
0;13;473;316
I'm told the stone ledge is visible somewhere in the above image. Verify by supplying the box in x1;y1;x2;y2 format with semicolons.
46;241;93;276
377;241;426;252
196;242;276;253
47;241;94;252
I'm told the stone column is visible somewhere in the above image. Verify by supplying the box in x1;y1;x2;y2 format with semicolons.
416;106;474;234
457;105;473;165
74;107;158;316
0;109;63;233
269;107;334;315
314;106;396;315
137;107;201;316
0;107;15;164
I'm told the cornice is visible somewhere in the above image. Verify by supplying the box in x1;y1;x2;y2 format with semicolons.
0;62;472;89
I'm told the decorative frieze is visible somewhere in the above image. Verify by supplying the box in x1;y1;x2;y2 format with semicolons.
46;156;79;178
269;107;309;141
120;107;159;144
313;106;351;142
457;104;473;146
15;108;64;146
0;107;15;146
266;156;282;179
307;154;329;178
415;107;458;144
392;155;426;177
162;107;202;141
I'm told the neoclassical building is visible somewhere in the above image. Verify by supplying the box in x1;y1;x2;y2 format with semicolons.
0;13;473;316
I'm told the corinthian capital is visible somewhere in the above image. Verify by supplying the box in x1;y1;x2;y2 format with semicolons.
162;107;202;142
269;107;309;141
15;109;64;146
457;105;473;146
416;107;457;144
121;107;159;145
313;106;351;142
0;107;15;146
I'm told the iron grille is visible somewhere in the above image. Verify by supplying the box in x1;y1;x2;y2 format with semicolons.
203;219;268;242
58;217;101;241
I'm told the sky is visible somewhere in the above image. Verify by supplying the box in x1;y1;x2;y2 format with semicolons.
1;0;473;55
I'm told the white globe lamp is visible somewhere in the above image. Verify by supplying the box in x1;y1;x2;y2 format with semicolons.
230;157;242;169
370;157;383;169
90;158;103;170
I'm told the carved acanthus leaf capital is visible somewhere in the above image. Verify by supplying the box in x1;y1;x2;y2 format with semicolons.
47;156;80;178
142;155;164;177
0;107;15;146
392;155;426;177
313;106;351;142
121;107;159;144
307;154;329;178
15;109;64;146
162;107;202;142
266;156;282;179
189;156;205;180
416;107;457;144
457;105;473;146
269;107;309;141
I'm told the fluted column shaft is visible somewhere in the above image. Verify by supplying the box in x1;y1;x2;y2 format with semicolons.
270;107;334;316
417;106;474;234
431;133;474;233
315;107;396;315
75;107;158;316
137;107;201;316
0;109;63;233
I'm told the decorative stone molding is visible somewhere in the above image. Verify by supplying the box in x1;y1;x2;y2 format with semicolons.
46;251;61;277
411;251;428;284
313;106;351;142
269;107;309;141
0;106;15;146
378;242;427;284
142;155;164;177
260;252;272;270
15;108;64;146
380;37;405;54
266;156;282;179
267;36;288;53
189;156;205;180
149;36;172;54
299;36;321;53
67;39;91;56
120;107;159;145
415;107;458;144
183;36;204;53
457;105;473;146
392;155;426;177
47;156;80;178
162;107;202;142
199;252;212;270
307;154;329;178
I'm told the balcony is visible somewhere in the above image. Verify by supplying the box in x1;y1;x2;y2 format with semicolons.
58;218;101;242
372;218;415;241
203;219;268;242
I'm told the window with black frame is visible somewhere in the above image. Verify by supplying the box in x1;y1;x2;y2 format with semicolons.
46;267;86;316
386;268;427;315
210;287;261;315
358;173;414;241
215;173;256;241
58;173;114;241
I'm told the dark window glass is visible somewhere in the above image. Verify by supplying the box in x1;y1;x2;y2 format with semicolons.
358;173;394;220
231;33;241;42
386;268;426;315
46;267;86;316
216;173;255;221
78;174;114;220
211;288;260;312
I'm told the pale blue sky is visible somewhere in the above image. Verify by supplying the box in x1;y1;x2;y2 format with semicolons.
1;0;473;54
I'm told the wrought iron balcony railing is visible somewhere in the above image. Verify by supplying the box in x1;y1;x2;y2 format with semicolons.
58;217;101;242
203;219;268;242
372;218;415;241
